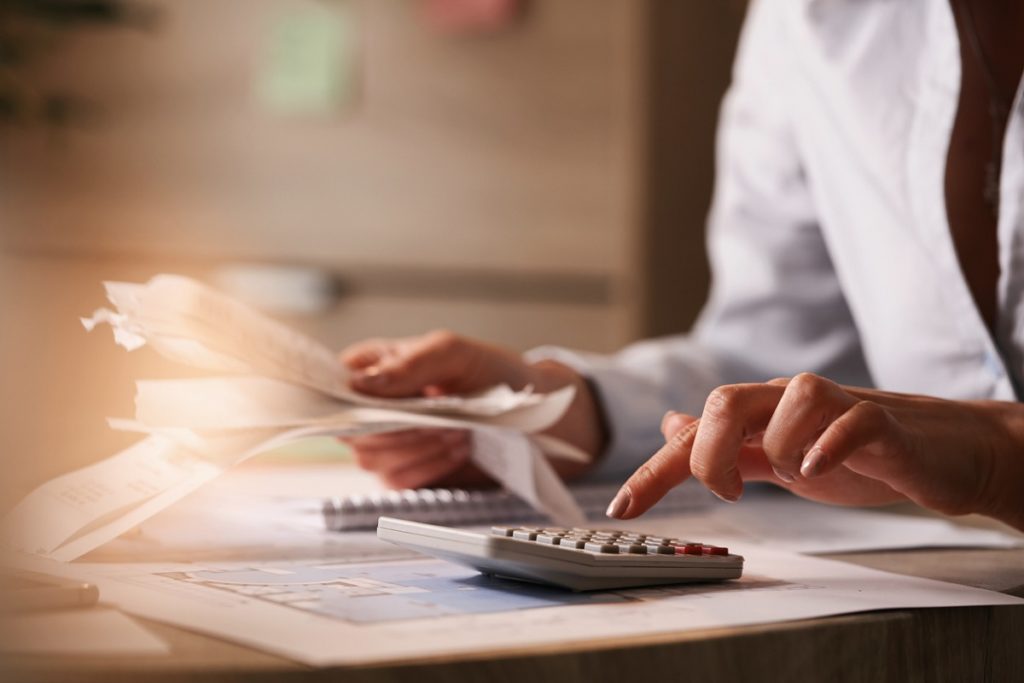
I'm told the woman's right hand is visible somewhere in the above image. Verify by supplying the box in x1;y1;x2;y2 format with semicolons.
338;330;606;489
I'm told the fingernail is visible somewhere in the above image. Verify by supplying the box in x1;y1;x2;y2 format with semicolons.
800;447;827;478
660;410;678;432
712;489;741;503
606;489;631;519
356;368;390;387
772;466;796;483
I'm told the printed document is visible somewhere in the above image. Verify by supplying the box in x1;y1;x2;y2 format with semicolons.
10;545;1021;667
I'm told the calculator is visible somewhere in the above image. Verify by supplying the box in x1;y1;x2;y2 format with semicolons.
377;517;743;591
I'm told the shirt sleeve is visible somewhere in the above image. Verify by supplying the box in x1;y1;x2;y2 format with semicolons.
528;0;872;481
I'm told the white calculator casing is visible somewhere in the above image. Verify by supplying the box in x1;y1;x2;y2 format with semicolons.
377;517;743;592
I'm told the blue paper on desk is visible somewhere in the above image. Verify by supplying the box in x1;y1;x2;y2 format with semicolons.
158;559;630;624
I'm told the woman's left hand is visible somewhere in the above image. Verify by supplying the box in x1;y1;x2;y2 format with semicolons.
606;373;1024;530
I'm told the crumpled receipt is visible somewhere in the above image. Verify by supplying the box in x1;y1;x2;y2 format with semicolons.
1;275;590;563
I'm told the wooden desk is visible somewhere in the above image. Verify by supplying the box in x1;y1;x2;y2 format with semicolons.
4;534;1022;682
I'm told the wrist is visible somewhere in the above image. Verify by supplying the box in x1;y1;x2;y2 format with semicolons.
975;401;1024;531
526;359;610;473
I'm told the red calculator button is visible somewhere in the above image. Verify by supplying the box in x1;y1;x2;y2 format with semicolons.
703;545;729;556
678;544;704;555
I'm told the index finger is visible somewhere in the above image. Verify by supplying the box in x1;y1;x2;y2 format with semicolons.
606;419;700;520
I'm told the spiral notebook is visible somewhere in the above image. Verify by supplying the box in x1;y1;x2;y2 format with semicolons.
322;480;712;531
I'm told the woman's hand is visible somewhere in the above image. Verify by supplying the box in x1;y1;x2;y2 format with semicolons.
339;330;606;489
606;372;1024;531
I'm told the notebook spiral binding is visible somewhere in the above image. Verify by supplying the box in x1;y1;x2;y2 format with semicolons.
322;480;712;531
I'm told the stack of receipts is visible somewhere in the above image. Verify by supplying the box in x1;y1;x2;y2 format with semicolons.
1;275;590;562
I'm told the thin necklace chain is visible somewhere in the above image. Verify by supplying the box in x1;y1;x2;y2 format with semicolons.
954;0;1013;217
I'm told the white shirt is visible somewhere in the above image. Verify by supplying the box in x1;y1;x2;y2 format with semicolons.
531;0;1024;478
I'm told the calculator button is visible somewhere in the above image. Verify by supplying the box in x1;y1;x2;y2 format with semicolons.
536;534;562;545
560;538;589;549
704;545;729;556
584;542;620;554
678;544;704;556
512;529;542;541
646;544;675;555
617;543;647;554
490;527;516;537
590;538;617;545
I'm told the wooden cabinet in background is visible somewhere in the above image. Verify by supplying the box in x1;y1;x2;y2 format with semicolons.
0;0;746;500
2;0;745;350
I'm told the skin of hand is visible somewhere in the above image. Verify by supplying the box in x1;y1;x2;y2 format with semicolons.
606;372;1024;532
338;330;607;489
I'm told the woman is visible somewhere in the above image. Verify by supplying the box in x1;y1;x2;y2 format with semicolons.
340;0;1024;531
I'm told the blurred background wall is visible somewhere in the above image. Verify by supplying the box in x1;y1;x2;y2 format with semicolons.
0;0;745;510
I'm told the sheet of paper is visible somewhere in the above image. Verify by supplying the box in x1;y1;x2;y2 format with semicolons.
82;275;549;417
0;608;169;656
0;431;287;563
132;376;577;433
2;407;589;562
610;487;1022;554
134;376;343;430
136;407;591;524
10;546;1020;667
469;427;587;527
93;275;355;398
0;437;218;558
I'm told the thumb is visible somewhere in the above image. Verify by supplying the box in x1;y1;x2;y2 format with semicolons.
661;410;699;439
339;338;393;371
349;331;474;398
